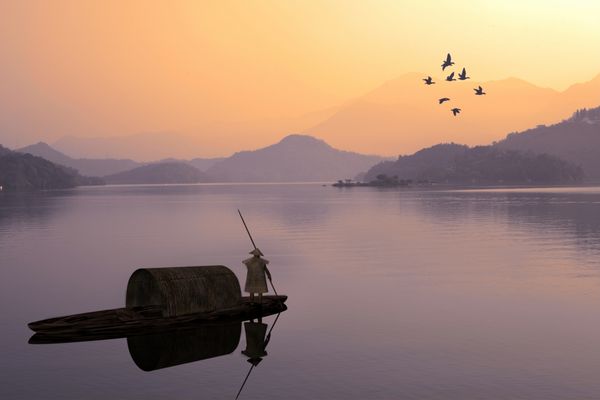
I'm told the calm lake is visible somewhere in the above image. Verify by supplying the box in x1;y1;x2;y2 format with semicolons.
2;184;600;399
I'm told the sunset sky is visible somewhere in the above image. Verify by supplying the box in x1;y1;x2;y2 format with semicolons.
1;0;599;158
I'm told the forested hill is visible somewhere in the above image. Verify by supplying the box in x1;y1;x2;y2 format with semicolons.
364;144;583;185
0;145;103;191
495;106;600;178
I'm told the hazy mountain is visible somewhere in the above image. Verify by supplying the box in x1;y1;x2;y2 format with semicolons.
206;134;386;182
36;73;600;160
0;144;11;157
0;144;103;191
53;132;206;161
307;73;600;156
495;106;600;178
364;143;582;185
18;142;140;176
103;162;211;184
187;157;226;172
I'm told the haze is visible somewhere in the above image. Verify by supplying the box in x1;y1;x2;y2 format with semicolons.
1;0;600;159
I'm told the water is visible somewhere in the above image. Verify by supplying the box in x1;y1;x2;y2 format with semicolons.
2;184;600;399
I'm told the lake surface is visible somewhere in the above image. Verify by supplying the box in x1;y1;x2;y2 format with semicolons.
2;184;600;399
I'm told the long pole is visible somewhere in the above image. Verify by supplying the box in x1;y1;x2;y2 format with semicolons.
237;210;279;296
238;209;257;250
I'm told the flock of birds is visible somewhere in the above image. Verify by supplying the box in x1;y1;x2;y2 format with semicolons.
423;53;486;116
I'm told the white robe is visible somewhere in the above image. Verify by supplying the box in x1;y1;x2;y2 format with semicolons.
242;256;269;293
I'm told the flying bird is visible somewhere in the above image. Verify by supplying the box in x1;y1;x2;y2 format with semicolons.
458;67;470;80
445;72;456;82
423;76;435;85
438;97;450;104
441;53;454;70
474;86;486;95
451;108;461;116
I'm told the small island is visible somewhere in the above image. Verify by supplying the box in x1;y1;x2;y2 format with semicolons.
332;174;433;187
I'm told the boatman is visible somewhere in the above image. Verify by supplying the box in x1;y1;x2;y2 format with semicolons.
243;248;271;304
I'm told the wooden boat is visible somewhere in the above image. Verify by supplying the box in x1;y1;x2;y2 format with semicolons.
29;295;287;344
28;265;287;344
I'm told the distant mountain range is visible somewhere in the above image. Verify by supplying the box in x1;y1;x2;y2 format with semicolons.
18;142;140;176
16;134;386;184
205;134;386;182
0;145;103;191
17;142;224;177
495;106;600;178
52;132;202;162
364;143;583;185
103;162;211;185
307;73;600;156
363;105;600;185
6;73;600;160
12;102;600;186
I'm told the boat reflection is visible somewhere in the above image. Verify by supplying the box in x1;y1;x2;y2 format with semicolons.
29;308;285;374
127;322;242;371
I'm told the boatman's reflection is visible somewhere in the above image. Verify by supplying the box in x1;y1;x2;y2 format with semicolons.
235;314;281;399
241;319;268;366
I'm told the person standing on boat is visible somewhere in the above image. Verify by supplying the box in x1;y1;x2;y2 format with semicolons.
243;248;271;304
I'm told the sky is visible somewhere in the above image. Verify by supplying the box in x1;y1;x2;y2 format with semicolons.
1;0;600;157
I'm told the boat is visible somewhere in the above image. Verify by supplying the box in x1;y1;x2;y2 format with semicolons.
29;295;286;344
28;265;287;343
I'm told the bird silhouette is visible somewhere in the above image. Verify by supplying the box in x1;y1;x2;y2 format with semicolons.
445;72;456;82
423;76;435;85
458;67;470;80
441;53;454;70
474;86;486;95
451;108;461;116
438;97;450;104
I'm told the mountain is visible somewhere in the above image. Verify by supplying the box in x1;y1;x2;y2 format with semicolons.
53;132;205;161
0;144;10;157
365;143;470;182
0;145;103;191
495;106;600;178
364;143;583;185
103;162;211;184
187;157;226;172
205;134;386;182
18;142;140;176
306;73;600;156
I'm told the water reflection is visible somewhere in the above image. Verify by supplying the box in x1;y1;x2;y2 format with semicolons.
236;313;281;400
29;310;284;391
0;190;73;235
413;189;600;263
127;322;242;371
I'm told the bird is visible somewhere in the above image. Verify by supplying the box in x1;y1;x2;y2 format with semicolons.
458;67;470;80
438;97;450;104
451;108;461;116
445;72;456;82
441;53;454;70
423;76;435;85
474;86;486;95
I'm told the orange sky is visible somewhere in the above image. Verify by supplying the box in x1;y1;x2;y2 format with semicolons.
1;0;600;157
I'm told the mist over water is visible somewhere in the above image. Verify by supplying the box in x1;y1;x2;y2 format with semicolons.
2;184;600;399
